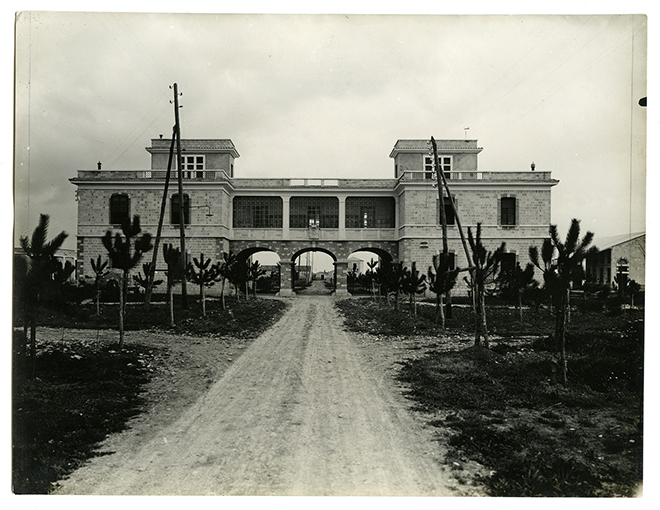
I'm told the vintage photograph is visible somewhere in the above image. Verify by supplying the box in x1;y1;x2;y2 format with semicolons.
12;5;648;499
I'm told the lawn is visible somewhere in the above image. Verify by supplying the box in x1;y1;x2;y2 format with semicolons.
336;298;644;497
12;296;288;494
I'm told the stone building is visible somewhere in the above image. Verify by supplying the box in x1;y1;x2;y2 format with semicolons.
586;233;646;290
70;137;558;296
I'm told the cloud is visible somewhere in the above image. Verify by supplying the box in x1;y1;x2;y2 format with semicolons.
13;12;647;250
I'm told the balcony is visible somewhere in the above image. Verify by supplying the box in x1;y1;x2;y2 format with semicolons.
398;170;554;182
72;169;231;181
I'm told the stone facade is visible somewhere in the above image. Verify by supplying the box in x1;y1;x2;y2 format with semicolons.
70;138;558;296
586;233;646;289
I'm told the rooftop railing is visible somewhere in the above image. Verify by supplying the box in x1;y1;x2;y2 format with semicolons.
398;170;554;182
73;169;231;181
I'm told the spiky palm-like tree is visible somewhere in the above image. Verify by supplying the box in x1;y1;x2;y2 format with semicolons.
388;261;409;312
365;258;380;300
186;253;221;316
428;253;459;329
215;252;237;309
467;223;505;348
163;243;184;326
228;259;250;301
17;214;68;376
497;261;537;323
132;262;163;296
90;255;109;316
247;260;266;298
529;218;595;384
102;216;153;347
402;261;426;317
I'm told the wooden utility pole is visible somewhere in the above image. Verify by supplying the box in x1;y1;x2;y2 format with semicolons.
145;126;176;304
173;83;188;308
431;136;475;274
431;137;452;319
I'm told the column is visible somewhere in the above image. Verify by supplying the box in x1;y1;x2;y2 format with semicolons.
334;259;350;298
277;260;295;297
338;195;346;239
282;196;290;240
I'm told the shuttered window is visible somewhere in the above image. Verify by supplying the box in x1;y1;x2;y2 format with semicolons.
109;193;130;225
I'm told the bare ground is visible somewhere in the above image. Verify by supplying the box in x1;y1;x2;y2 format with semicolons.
53;295;477;496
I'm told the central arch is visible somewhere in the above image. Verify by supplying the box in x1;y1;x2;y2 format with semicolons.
290;247;338;296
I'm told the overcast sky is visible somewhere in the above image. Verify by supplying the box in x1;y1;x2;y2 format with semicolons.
12;7;649;254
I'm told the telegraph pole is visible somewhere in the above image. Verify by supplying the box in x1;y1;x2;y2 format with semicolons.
173;83;188;308
145;125;176;304
431;136;474;273
431;137;452;318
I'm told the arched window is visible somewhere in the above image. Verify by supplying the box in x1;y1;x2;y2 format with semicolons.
109;193;130;225
171;194;190;225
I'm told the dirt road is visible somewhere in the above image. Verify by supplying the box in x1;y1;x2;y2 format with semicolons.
55;296;456;496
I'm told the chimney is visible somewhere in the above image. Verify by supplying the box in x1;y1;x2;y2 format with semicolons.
97;161;102;170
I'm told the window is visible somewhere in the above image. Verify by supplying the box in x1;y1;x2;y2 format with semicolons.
346;197;395;228
109;193;129;225
500;252;516;275
424;155;452;180
290;197;339;228
434;252;456;270
500;197;517;226
437;196;456;226
233;196;283;228
182;155;204;178
171;194;190;225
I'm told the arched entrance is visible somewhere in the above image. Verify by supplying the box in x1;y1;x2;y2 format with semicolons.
347;248;394;295
234;248;282;296
286;247;337;296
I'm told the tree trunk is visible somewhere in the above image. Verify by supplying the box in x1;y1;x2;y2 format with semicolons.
201;284;206;317
22;298;29;362
29;313;37;379
96;280;101;316
168;280;175;327
436;294;447;331
518;291;523;323
475;283;489;348
119;273;126;349
220;278;226;310
556;288;569;384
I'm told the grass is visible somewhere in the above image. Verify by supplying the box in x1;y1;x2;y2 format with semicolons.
12;340;150;494
12;296;288;494
20;295;288;338
337;298;644;497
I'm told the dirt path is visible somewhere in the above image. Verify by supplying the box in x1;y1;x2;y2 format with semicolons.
55;297;457;496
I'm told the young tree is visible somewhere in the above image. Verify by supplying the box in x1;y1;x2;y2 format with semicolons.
186;253;220;316
133;262;163;296
529;218;594;384
365;258;379;300
497;261;537;323
102;216;153;347
247;260;266;298
215;252;237;309
163;243;184;326
467;223;505;348
389;261;409;312
427;253;459;329
227;258;250;301
90;255;109;316
17;213;68;376
402;261;426;317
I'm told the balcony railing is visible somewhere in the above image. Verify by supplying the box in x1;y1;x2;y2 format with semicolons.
74;169;230;180
398;170;554;182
